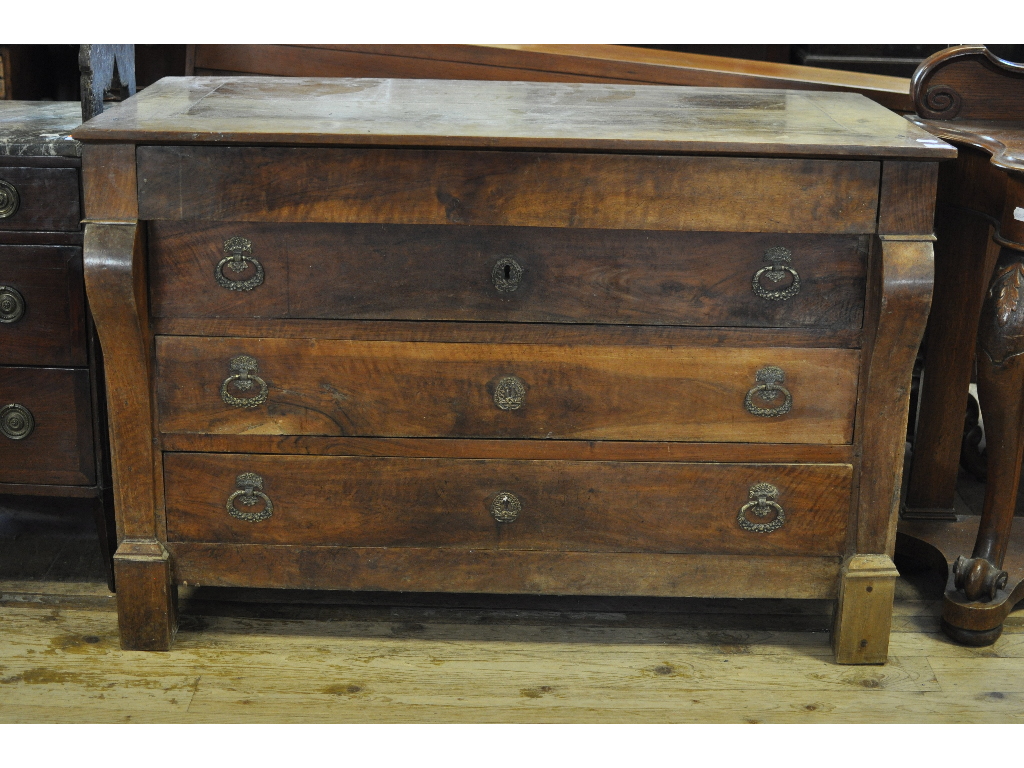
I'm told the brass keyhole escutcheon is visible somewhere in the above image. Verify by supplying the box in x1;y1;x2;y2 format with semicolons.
0;179;20;219
743;365;792;418
752;246;800;301
0;285;26;323
491;491;521;523
226;472;274;523
493;375;526;411
738;482;786;533
0;403;34;440
215;236;265;292
220;355;269;408
492;257;523;293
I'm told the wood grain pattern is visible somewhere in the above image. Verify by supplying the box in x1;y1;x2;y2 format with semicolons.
158;433;855;464
0;166;80;231
148;222;868;328
0;366;95;486
155;336;860;444
113;539;176;651
150;317;863;350
191;43;916;111
81;144;137;222
856;238;934;554
163;452;852;556
74;77;952;159
832;554;900;664
136;146;883;234
0;244;86;366
877;162;940;235
168;542;841;599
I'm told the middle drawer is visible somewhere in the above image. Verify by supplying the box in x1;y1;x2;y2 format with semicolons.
156;336;859;444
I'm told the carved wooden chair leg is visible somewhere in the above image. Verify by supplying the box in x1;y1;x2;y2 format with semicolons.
943;245;1024;644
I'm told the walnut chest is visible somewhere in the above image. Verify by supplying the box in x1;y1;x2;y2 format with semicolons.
74;77;954;662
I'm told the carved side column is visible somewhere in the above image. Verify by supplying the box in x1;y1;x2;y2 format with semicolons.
82;141;176;650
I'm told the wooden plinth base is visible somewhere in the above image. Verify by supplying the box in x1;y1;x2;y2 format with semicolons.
896;515;1024;645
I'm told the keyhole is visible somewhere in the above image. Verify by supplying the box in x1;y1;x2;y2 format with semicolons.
501;498;510;512
504;264;511;280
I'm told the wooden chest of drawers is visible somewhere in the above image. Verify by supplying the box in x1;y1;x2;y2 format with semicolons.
1;101;115;588
75;77;953;662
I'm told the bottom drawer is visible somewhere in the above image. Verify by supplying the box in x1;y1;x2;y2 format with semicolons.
164;453;852;557
0;366;95;486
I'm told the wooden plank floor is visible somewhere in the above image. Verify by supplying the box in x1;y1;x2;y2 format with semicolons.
2;495;1023;723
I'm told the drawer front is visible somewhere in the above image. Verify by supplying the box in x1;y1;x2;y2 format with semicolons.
156;336;859;444
149;222;867;329
0;167;81;232
164;453;852;556
137;146;881;234
0;245;86;366
0;366;95;486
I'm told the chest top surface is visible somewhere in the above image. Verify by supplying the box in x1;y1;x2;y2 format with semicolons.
73;76;954;160
0;101;82;158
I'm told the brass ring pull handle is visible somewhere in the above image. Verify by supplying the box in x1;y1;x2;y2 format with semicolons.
220;355;269;409
493;375;526;410
490;491;521;523
0;179;20;219
0;403;34;440
0;285;26;323
492;257;524;293
215;237;264;292
752;246;800;301
227;472;274;523
744;365;792;418
738;482;786;533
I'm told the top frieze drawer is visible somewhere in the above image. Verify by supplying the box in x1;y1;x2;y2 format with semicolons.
0;167;81;232
136;146;881;235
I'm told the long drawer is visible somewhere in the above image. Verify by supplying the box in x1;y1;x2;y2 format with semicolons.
149;222;867;329
0;366;95;486
0;166;81;231
137;147;881;233
0;244;86;366
164;452;853;556
155;336;860;444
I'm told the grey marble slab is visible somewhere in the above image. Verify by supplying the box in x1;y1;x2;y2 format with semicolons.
0;101;82;158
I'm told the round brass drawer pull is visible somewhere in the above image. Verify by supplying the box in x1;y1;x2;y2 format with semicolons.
0;179;20;219
220;355;269;409
491;491;521;523
215;236;264;292
744;365;792;418
492;256;523;293
738;482;786;533
227;472;274;523
493;375;526;410
752;246;800;301
0;285;26;324
0;403;35;440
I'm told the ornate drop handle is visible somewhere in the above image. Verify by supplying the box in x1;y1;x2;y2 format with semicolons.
752;246;800;301
220;355;269;408
0;403;34;440
0;179;20;219
744;365;792;418
738;482;786;533
215;237;264;292
0;285;26;323
490;491;522;523
492;257;524;293
227;472;274;523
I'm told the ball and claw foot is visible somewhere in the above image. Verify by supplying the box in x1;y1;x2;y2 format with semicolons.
952;555;1009;602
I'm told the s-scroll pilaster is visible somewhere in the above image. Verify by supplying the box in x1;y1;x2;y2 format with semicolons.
856;237;935;555
83;221;156;542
